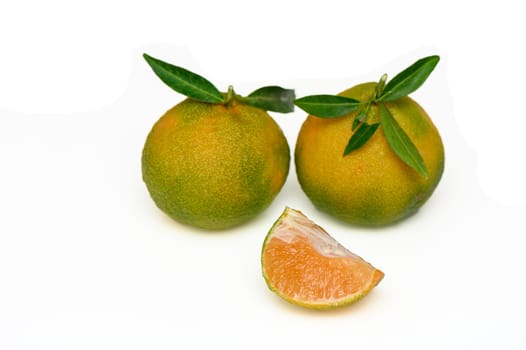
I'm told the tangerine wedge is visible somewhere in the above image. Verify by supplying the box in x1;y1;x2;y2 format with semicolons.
261;207;384;309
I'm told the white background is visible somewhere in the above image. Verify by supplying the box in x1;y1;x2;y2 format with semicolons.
1;1;525;349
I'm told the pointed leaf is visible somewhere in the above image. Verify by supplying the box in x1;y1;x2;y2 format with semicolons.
242;86;295;113
295;95;361;118
143;53;224;103
378;55;439;102
379;104;428;178
343;122;380;156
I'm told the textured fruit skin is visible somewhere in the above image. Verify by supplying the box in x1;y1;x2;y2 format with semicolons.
295;83;445;226
142;98;290;230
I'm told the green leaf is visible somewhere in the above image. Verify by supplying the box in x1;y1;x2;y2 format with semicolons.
242;86;295;113
378;55;440;102
343;122;380;156
379;103;428;178
295;95;361;118
143;53;224;103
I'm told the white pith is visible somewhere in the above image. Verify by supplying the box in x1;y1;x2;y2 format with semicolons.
272;207;359;259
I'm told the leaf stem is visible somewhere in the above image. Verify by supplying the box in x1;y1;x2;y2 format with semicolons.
352;100;370;131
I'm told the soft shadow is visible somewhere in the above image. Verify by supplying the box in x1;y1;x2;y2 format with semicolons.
264;287;385;318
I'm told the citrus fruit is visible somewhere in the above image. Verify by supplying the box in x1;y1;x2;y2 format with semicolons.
295;82;444;226
261;207;384;309
142;97;290;230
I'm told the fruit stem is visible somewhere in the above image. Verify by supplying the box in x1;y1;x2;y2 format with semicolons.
225;85;236;107
374;74;388;100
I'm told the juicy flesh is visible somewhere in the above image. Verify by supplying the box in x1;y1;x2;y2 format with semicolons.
263;208;383;305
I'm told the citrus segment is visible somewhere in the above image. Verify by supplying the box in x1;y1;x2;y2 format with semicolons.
262;207;384;309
